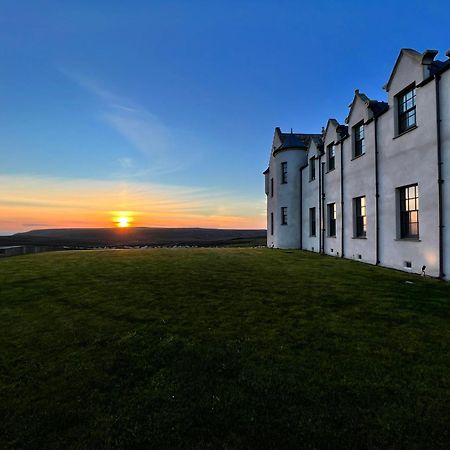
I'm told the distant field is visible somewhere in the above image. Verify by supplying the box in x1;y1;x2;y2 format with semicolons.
1;248;449;449
0;227;266;248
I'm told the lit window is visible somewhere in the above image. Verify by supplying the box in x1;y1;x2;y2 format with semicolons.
399;184;419;238
281;207;288;225
354;196;367;237
398;87;416;133
327;203;336;236
354;123;365;157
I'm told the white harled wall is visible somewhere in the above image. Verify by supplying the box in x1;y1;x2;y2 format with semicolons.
266;49;450;279
267;147;308;248
441;69;450;280
343;96;377;265
377;61;440;277
301;141;320;253
322;122;343;257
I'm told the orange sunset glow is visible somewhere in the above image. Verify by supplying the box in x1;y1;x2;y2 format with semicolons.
0;174;266;234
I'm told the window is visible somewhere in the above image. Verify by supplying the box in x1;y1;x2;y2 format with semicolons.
399;184;419;238
281;162;288;184
270;178;274;197
354;122;365;157
327;203;336;237
354;196;367;237
327;144;335;171
309;207;316;236
281;207;288;225
309;157;315;181
270;212;274;235
398;86;416;133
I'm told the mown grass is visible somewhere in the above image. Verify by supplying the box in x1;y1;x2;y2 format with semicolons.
0;248;449;449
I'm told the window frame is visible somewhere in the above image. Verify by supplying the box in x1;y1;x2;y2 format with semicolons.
281;207;288;225
398;184;419;239
270;212;274;235
270;178;274;197
327;144;336;172
353;196;367;238
327;203;336;237
281;162;288;184
397;85;417;134
353;122;365;158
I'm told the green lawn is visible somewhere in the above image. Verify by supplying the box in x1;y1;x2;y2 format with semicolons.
1;248;449;449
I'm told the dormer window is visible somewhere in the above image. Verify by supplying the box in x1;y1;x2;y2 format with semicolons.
398;86;416;133
353;122;365;157
327;144;335;171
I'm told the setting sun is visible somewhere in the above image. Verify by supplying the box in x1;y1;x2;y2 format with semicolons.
117;217;130;228
112;211;136;228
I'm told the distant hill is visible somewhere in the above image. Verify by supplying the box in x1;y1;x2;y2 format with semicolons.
0;227;267;248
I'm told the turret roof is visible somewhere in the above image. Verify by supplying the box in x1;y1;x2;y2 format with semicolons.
273;128;322;155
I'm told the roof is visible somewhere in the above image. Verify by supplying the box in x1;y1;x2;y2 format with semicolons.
367;100;389;116
310;135;323;147
272;128;322;155
432;55;450;77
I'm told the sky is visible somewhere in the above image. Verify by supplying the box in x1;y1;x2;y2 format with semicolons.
0;0;449;234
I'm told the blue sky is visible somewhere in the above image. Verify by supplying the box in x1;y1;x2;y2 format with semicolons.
0;0;449;233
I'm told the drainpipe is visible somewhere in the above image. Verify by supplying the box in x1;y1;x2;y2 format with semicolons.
318;154;322;253
374;116;380;265
340;139;345;258
321;161;326;253
435;74;445;279
299;166;304;250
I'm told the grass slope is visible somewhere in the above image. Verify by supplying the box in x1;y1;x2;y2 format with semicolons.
0;248;449;449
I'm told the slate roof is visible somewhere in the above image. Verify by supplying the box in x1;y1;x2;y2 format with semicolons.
431;56;450;76
273;129;322;155
367;100;389;116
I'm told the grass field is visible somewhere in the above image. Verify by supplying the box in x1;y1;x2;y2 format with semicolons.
1;248;449;449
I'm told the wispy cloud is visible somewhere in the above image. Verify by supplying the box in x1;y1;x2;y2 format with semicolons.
58;67;198;178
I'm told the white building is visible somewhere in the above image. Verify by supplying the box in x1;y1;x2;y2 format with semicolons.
264;48;450;280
